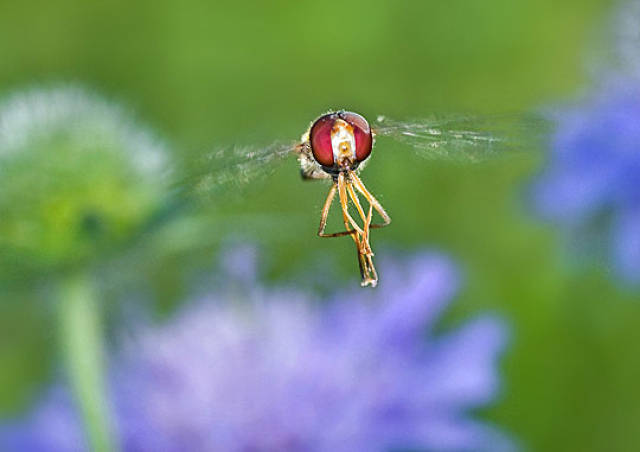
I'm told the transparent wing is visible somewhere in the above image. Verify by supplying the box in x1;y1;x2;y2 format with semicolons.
172;112;549;202
174;140;297;200
373;113;550;162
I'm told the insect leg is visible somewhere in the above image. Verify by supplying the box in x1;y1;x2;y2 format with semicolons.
340;173;378;287
337;172;364;236
317;182;360;238
346;182;371;248
346;181;378;285
351;173;391;229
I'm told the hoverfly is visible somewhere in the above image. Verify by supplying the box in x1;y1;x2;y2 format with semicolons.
190;110;544;287
296;111;389;287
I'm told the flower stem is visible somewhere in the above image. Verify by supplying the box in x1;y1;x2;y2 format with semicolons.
58;273;117;452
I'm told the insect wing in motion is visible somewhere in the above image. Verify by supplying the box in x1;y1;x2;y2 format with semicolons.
373;113;548;162
183;112;546;198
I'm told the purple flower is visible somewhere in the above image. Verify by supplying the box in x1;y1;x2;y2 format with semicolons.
534;77;640;283
534;1;640;284
1;251;513;452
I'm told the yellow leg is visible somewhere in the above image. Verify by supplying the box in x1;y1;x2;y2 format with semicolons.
351;172;391;228
339;173;377;287
337;172;364;236
318;183;360;238
315;172;385;287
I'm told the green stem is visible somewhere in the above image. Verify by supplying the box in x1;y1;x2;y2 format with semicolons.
58;273;117;452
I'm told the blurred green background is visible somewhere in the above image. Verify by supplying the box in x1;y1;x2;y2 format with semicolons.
4;1;640;451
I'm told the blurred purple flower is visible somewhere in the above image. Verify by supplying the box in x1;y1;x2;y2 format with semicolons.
1;251;512;452
533;0;640;284
534;77;640;283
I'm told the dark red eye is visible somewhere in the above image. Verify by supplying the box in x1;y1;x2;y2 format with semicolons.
339;111;372;162
309;111;373;167
309;114;336;167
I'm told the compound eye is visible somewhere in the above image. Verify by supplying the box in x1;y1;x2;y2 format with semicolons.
340;111;372;162
309;114;336;167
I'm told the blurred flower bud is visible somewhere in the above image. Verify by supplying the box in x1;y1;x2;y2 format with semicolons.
0;86;170;279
